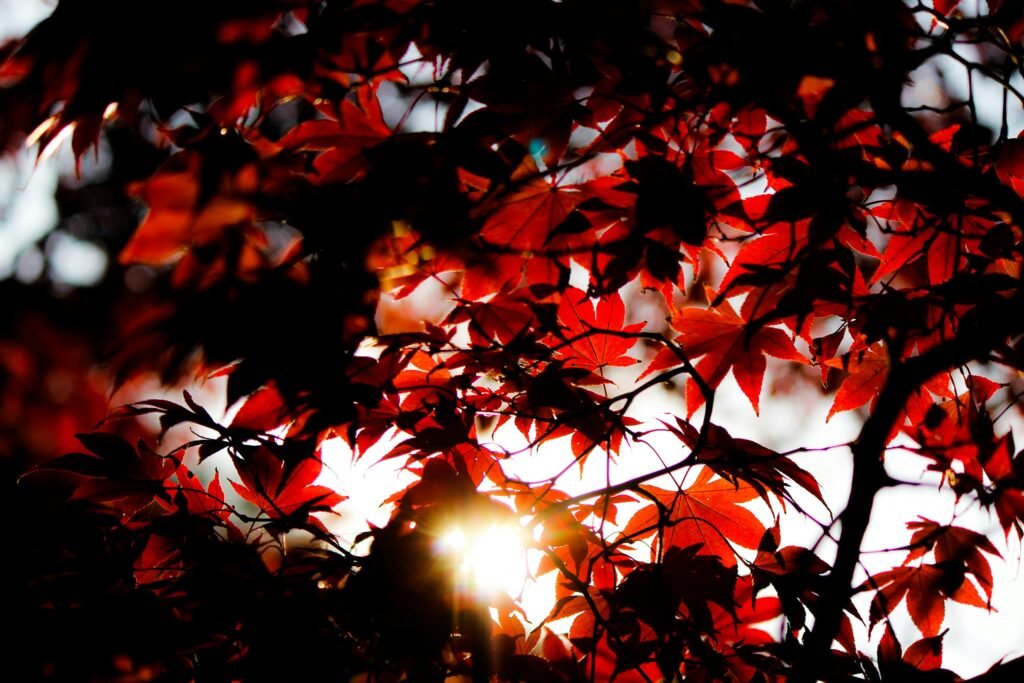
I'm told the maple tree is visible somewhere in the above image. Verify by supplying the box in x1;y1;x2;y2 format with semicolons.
6;0;1024;680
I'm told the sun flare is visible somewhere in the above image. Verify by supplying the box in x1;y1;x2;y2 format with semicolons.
436;523;529;601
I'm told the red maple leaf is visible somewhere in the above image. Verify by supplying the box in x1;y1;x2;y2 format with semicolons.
867;563;984;637
277;86;390;182
904;519;999;603
672;296;804;415
982;436;1024;538
903;635;945;671
448;292;538;346
622;466;765;566
825;340;889;420
231;383;288;431
477;174;586;251
174;466;231;523
870;200;989;286
231;447;346;533
666;418;825;506
134;535;184;591
555;287;644;371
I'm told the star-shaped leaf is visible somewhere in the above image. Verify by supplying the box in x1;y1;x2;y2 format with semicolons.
672;297;804;415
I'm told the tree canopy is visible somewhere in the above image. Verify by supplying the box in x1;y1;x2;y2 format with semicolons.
5;0;1024;680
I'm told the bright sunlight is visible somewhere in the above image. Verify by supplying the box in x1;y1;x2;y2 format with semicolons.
436;523;529;601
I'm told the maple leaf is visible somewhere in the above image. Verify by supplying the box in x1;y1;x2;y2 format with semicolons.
903;377;1004;481
868;561;987;638
119;165;201;265
134;535;184;592
866;566;939;637
718;220;809;298
555;287;644;372
119;154;260;267
277;86;390;182
904;518;999;603
707;576;784;681
447;292;538;346
825;340;889;420
42;432;179;517
231;383;288;431
622;467;765;566
230;447;345;533
902;634;945;671
539;509;593;572
173;466;231;524
477;174;586;251
750;521;837;633
871;226;943;285
459;253;528;302
996;138;1024;197
672;296;805;415
666;418;826;506
870;201;990;287
981;436;1024;538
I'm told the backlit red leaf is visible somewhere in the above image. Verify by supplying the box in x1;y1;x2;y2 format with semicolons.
555;287;643;371
673;297;803;414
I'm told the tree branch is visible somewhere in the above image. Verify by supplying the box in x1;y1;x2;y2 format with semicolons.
796;289;1024;681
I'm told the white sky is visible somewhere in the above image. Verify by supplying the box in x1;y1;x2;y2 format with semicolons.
0;0;108;288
